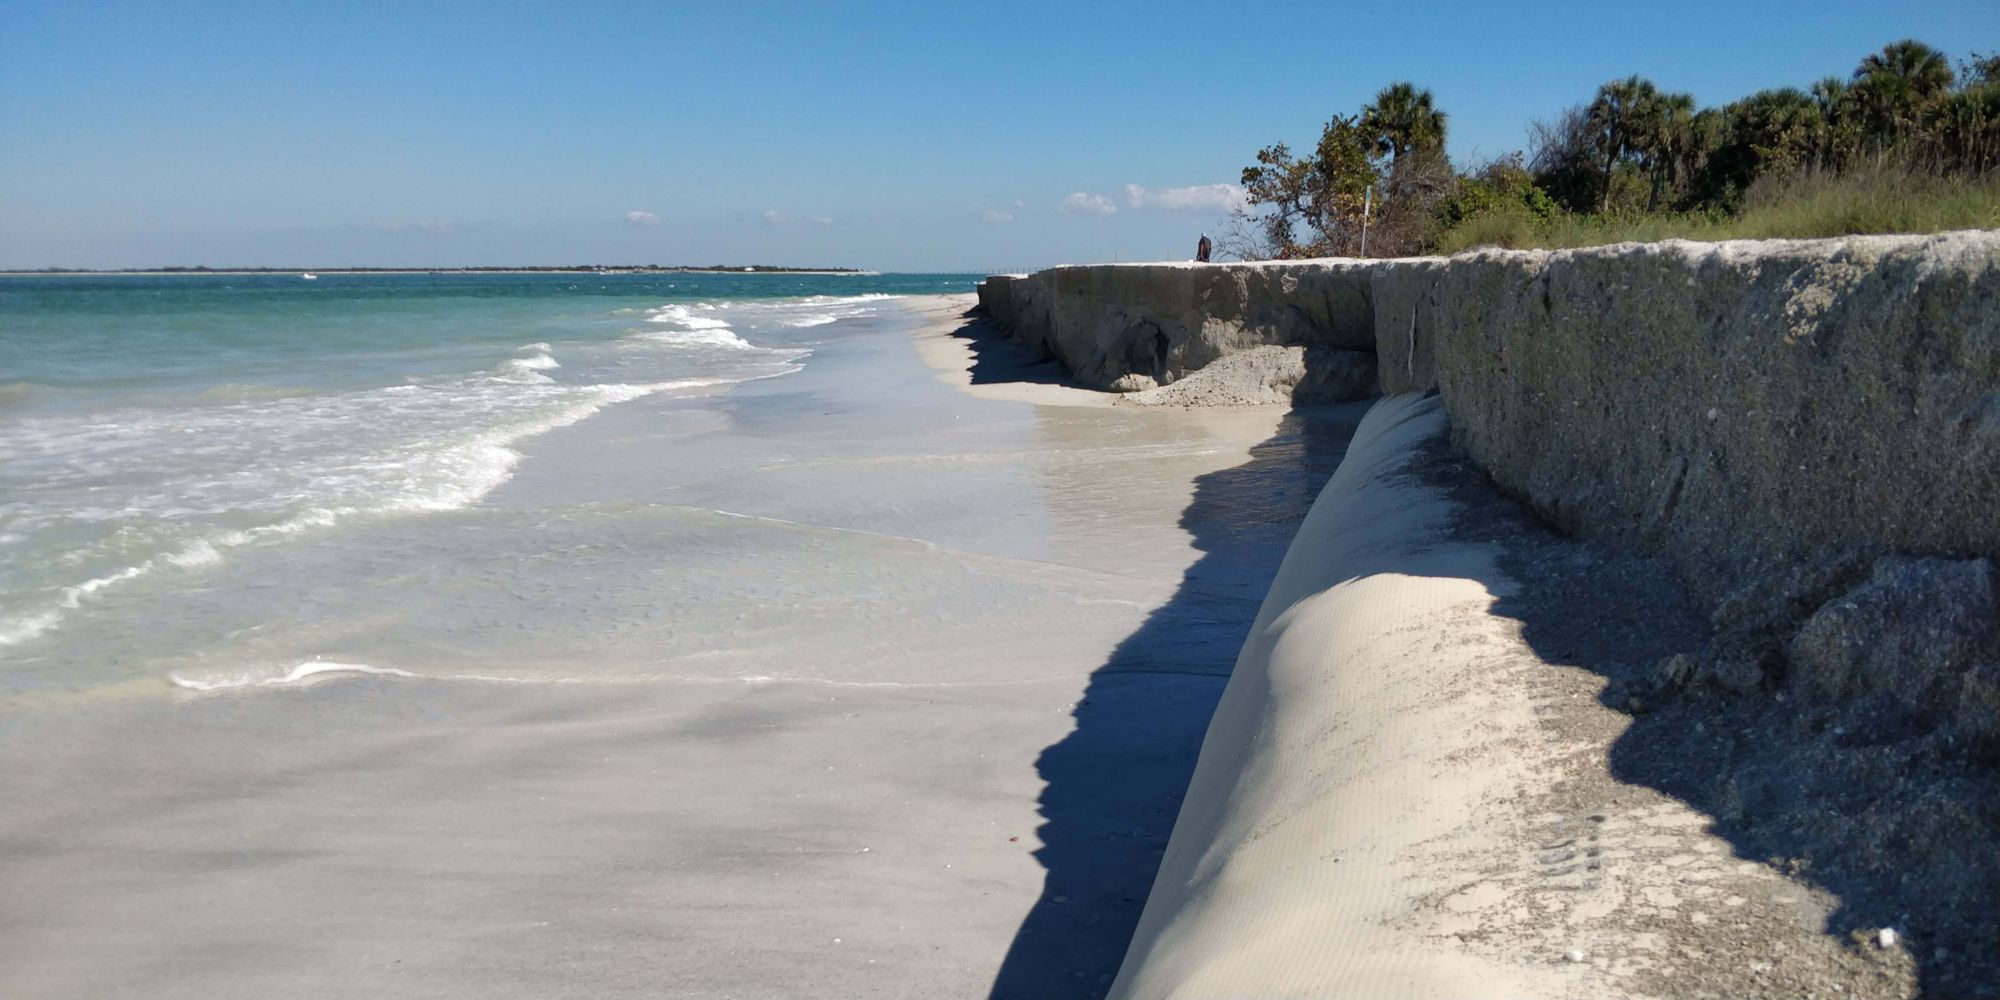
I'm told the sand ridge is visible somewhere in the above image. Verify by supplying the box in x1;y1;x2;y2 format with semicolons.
1101;393;1917;999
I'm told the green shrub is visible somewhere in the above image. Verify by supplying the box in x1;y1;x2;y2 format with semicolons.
1731;166;2000;238
1434;166;1997;253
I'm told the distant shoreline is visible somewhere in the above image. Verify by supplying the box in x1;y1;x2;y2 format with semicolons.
0;266;869;277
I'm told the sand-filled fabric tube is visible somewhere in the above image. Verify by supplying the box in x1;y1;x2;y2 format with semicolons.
1108;393;1562;999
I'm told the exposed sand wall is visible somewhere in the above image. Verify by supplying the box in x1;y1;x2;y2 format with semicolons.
981;237;2000;993
978;261;1376;395
1371;233;2000;600
980;233;2000;713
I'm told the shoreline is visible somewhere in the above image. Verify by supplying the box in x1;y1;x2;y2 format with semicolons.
900;295;1114;409
0;295;1332;999
0;267;874;277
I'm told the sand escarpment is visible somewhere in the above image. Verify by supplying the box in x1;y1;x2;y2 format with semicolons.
1367;233;2000;746
977;262;1380;404
979;233;2000;742
978;231;2000;996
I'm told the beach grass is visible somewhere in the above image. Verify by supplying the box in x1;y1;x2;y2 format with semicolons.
1435;168;2000;254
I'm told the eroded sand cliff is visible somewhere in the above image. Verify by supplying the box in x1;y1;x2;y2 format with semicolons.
977;233;2000;997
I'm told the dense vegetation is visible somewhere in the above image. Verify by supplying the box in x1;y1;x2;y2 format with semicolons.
1228;40;2000;259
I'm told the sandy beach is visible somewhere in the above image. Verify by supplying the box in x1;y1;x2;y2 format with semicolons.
4;291;1944;1000
0;295;1361;999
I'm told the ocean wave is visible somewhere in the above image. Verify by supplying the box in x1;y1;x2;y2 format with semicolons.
498;346;562;383
162;658;1038;694
0;608;62;647
796;293;900;305
169;660;418;691
646;304;733;330
0;375;743;650
168;659;586;692
0;290;842;654
633;327;757;350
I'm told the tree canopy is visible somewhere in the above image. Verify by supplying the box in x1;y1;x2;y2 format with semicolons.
1230;39;1999;259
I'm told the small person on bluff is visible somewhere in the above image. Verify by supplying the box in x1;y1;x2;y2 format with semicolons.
1195;233;1213;263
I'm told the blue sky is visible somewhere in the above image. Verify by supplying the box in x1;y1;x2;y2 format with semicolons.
2;1;1992;271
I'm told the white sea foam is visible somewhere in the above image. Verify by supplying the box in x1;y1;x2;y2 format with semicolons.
0;375;741;649
634;327;757;350
796;292;900;302
0;609;62;647
163;540;224;568
786;313;840;328
646;304;733;330
494;343;562;382
169;660;418;691
59;565;151;609
499;355;560;382
164;660;1062;694
168;659;604;692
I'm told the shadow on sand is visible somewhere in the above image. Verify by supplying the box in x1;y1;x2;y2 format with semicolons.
951;311;1094;391
970;327;1364;998
1420;436;1999;998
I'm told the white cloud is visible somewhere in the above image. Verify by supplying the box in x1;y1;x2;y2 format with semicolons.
1060;192;1117;216
1123;183;1250;213
764;210;833;226
624;210;661;227
981;208;1014;224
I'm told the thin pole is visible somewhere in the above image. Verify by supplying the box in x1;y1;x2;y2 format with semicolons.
1360;185;1373;258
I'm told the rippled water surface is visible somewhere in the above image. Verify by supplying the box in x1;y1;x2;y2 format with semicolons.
0;272;979;689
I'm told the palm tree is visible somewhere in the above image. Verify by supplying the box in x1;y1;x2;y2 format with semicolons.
1928;87;2000;171
1852;39;1955;151
1736;88;1823;170
1359;82;1448;163
1811;76;1857;169
1851;70;1921;151
1586;76;1660;212
1811;76;1851;118
1856;39;1955;102
1679;107;1728;202
1637;92;1697;210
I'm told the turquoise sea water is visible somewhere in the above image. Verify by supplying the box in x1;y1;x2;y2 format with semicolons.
0;272;978;687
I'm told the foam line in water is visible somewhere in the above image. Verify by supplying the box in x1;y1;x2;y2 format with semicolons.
0;376;748;650
0;609;62;647
796;293;900;304
645;304;733;330
169;660;419;691
166;661;1084;694
634;327;757;350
